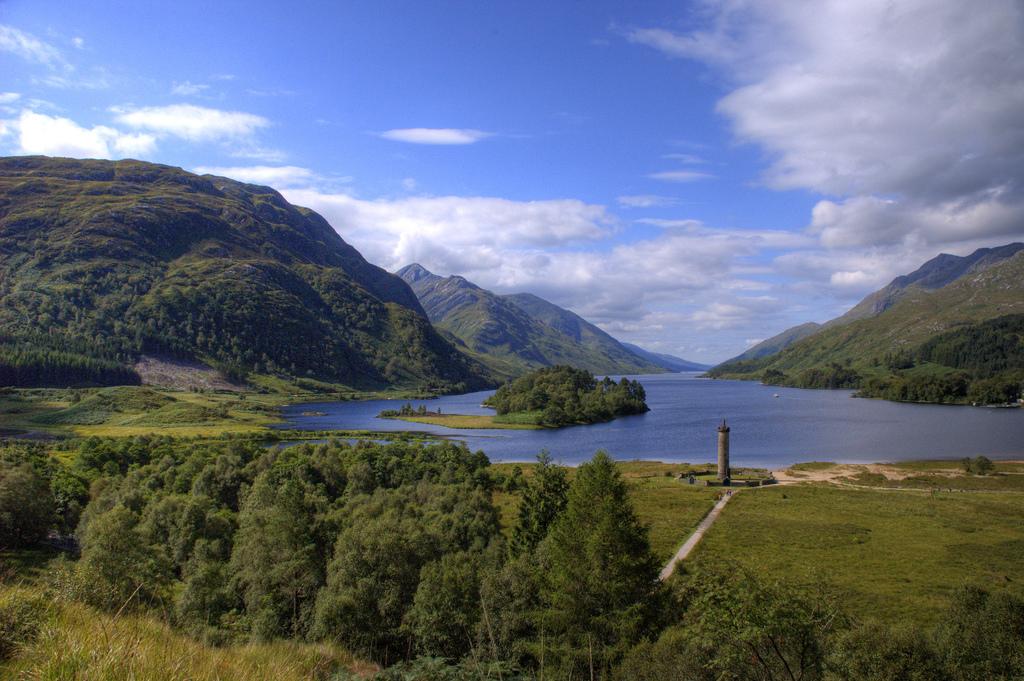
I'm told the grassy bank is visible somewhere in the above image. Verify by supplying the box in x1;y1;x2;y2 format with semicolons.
0;383;451;439
380;412;544;430
0;583;375;680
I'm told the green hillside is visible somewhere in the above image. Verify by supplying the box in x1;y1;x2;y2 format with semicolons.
709;249;1024;403
0;157;490;392
722;322;822;364
397;263;661;376
718;243;1024;368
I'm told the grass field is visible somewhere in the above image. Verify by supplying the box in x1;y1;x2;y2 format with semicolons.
0;383;447;439
688;484;1024;626
381;412;543;430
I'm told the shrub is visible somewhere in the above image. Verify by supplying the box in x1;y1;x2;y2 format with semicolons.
0;463;55;548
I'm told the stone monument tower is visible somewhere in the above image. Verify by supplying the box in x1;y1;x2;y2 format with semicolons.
717;420;730;484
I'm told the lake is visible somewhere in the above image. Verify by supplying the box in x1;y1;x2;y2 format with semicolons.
276;373;1024;469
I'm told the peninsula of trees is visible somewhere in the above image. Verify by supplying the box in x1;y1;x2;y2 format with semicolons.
483;365;649;427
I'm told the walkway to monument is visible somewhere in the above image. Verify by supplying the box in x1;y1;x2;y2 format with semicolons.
659;490;736;580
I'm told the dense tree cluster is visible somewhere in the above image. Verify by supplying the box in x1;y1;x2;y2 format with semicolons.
483;365;649;427
0;437;662;676
0;345;141;388
3;435;1024;678
918;314;1024;377
379;403;435;418
761;362;862;390
857;371;1023;405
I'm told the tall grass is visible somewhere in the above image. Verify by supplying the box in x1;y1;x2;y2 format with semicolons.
0;585;376;680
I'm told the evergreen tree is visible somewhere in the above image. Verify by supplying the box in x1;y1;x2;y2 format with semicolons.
538;451;661;678
511;451;568;555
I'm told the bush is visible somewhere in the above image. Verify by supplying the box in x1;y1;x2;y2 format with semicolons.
0;463;55;548
960;456;995;476
827;621;944;680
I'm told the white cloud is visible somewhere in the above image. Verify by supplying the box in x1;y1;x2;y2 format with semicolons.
194;165;316;188
0;25;65;66
228;145;288;163
662;153;706;164
379;128;491;145
624;26;734;63
617;194;680;208
284;190;615;259
401;177;418;191
0;92;21;105
648;170;714;183
625;0;1024;329
14;110;156;158
630;0;1024;256
171;81;209;96
273;181;803;359
71;36;85;49
113;104;269;141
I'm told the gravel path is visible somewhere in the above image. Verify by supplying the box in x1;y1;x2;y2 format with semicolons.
659;491;735;580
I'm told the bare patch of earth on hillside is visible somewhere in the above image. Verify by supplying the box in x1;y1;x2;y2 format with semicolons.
134;355;246;392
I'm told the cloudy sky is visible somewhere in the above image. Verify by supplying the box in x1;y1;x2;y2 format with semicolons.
2;1;1023;363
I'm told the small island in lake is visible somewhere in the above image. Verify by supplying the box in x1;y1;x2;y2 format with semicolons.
379;365;650;429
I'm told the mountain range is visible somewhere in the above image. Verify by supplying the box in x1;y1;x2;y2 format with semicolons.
0;157;489;392
397;263;699;377
710;243;1024;402
0;156;706;393
619;343;710;372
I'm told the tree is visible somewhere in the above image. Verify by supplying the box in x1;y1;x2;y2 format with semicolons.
511;451;568;555
935;585;1024;680
406;551;484;659
538;451;662;677
476;551;543;667
960;456;995;476
314;483;499;664
826;621;944;681
0;463;54;548
971;455;994;476
229;474;323;641
680;565;846;681
612;626;716;681
77;505;172;611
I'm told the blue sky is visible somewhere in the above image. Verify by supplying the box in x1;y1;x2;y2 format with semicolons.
2;1;1023;362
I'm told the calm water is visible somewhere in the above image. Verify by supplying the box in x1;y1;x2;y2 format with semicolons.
276;373;1024;469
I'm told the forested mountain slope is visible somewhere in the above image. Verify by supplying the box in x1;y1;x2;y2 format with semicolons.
718;243;1024;369
0;156;489;391
709;248;1024;403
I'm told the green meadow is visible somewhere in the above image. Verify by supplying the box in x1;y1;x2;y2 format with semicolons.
687;483;1024;626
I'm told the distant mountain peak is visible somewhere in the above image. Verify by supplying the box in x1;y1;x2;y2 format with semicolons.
399;266;664;376
396;262;438;283
832;242;1024;326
